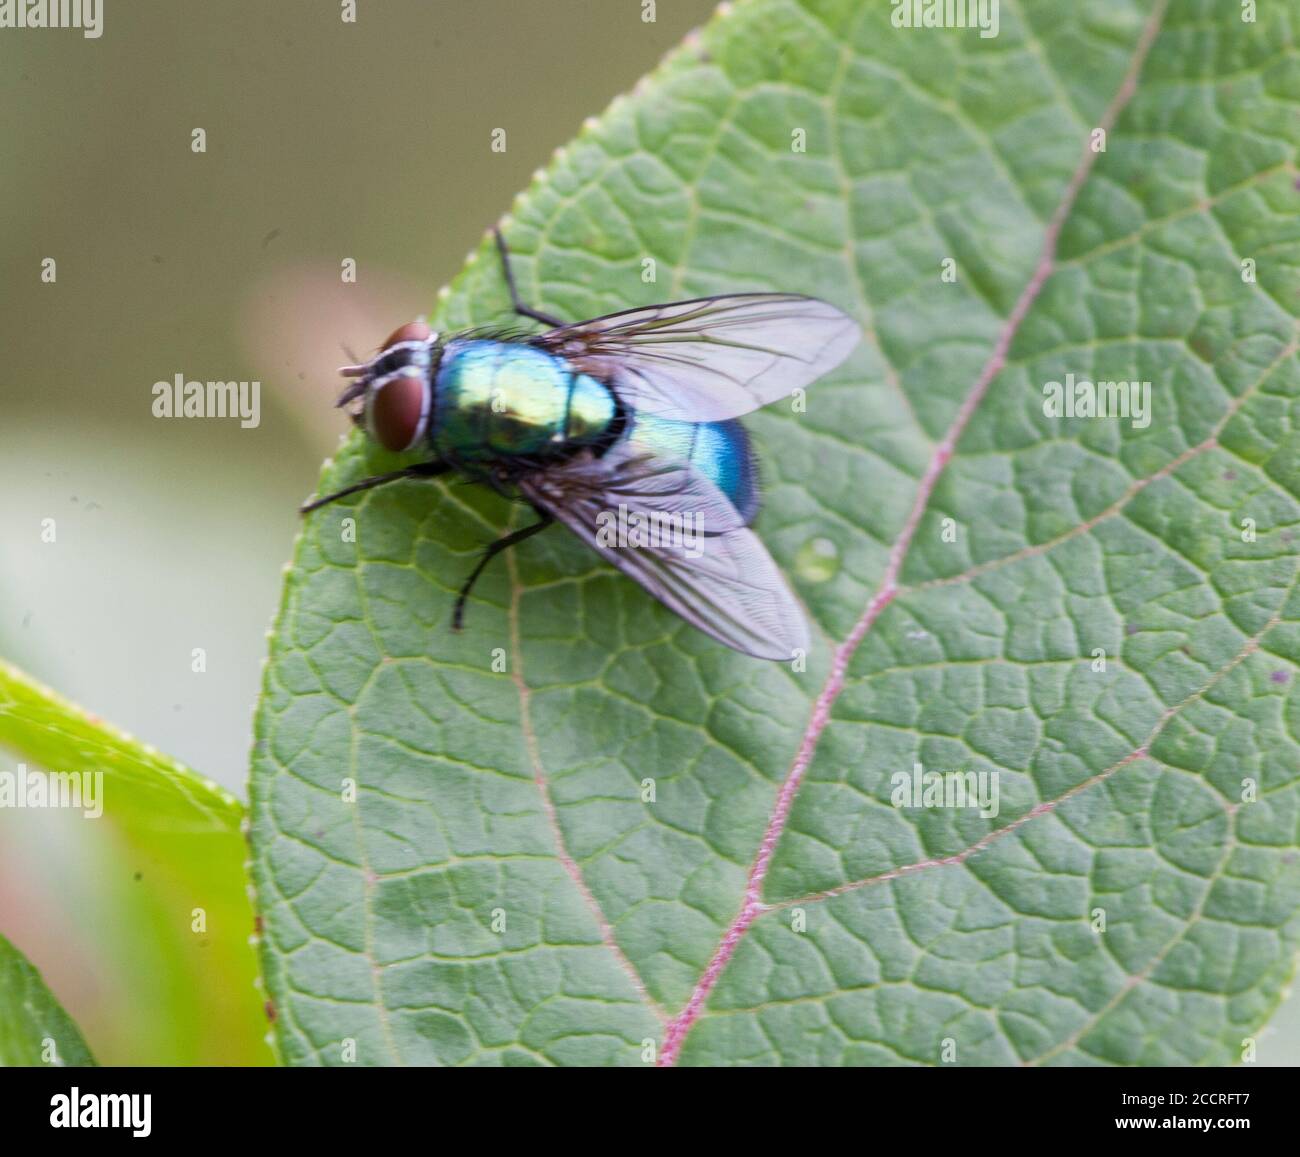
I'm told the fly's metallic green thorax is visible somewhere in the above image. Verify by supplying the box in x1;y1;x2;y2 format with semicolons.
431;339;619;464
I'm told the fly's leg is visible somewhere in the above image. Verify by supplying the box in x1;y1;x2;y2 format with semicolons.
300;461;450;515
493;228;566;328
453;513;554;630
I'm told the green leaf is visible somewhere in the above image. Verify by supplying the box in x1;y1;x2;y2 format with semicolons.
251;0;1300;1065
0;661;242;833
0;933;95;1066
0;661;270;1065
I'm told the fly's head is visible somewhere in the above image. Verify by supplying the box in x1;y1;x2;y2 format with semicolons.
337;320;438;452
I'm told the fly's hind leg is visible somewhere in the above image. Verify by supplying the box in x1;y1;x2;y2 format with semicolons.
453;511;554;631
493;228;566;328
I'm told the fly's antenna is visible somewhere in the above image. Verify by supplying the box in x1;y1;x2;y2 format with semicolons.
337;348;371;390
336;339;371;381
334;379;368;408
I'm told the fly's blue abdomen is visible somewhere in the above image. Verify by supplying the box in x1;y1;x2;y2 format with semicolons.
432;339;617;462
625;413;760;525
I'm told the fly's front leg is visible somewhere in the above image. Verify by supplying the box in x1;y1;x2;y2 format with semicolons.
492;228;566;328
452;511;554;631
300;461;450;515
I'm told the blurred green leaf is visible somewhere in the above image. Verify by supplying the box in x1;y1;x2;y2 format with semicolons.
0;661;241;832
0;933;95;1067
251;0;1300;1066
0;660;270;1064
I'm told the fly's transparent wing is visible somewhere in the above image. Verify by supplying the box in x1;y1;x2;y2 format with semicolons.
535;293;859;422
520;449;809;662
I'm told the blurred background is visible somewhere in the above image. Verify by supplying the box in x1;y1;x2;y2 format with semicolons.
1;0;1296;1064
0;0;718;1064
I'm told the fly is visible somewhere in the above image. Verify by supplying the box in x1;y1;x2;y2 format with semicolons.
301;230;860;661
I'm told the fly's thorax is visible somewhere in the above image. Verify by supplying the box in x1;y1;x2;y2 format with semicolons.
431;339;618;463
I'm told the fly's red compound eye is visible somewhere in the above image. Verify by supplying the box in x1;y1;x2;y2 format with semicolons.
368;374;429;452
380;320;431;351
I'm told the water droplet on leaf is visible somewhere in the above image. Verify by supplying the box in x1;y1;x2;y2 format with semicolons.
795;537;839;583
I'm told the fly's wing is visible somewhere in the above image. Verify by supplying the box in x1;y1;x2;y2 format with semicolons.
534;294;859;423
520;449;809;662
